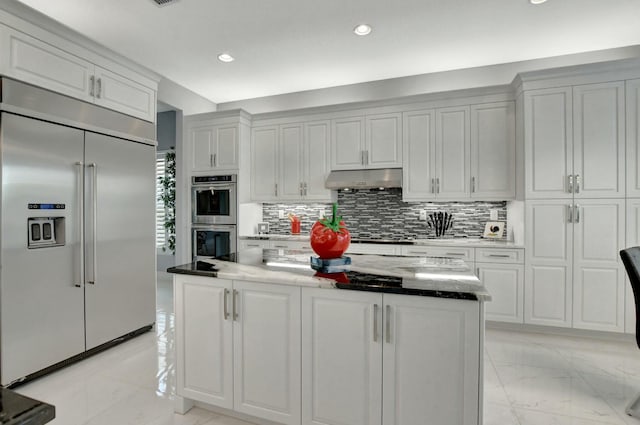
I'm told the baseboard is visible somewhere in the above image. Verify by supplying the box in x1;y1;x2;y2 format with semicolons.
486;320;636;343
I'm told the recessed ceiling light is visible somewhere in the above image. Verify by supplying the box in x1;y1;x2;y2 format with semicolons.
217;53;234;63
529;0;548;4
353;24;372;36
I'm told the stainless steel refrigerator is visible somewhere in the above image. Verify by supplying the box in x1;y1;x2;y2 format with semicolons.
0;78;156;386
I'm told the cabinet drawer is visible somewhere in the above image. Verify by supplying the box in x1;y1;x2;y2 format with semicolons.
269;240;312;251
238;240;269;251
400;246;474;262
475;248;523;264
346;243;399;255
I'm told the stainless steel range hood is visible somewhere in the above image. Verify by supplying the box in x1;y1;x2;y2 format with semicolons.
324;168;402;190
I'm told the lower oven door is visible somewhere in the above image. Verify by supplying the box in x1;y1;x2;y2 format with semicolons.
192;225;237;261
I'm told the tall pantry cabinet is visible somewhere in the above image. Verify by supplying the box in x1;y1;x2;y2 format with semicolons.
523;81;626;332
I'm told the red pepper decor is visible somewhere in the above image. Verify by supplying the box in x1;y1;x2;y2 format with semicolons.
310;203;351;259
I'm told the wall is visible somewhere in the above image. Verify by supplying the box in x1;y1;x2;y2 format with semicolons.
263;190;507;240
216;46;640;115
157;77;217;115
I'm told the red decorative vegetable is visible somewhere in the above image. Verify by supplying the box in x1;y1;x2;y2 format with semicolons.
310;203;351;259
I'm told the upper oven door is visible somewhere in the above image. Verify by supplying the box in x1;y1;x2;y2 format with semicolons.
192;183;237;224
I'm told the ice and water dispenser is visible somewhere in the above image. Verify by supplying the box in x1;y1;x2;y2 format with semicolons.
27;203;66;249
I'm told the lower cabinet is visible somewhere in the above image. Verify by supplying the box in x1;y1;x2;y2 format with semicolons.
175;275;301;425
302;288;481;425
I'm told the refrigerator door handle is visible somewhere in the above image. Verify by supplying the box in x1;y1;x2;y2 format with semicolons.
87;163;98;284
75;161;84;288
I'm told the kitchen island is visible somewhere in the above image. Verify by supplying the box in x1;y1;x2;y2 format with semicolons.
168;248;490;425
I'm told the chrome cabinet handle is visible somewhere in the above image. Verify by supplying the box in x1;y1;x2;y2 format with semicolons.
300;182;304;196
365;150;369;166
431;178;435;194
88;163;98;284
445;252;465;256
373;304;379;342
471;176;476;193
568;175;573;193
233;289;239;320
574;204;580;223
476;267;480;276
96;78;102;98
436;177;440;193
275;183;278;196
223;288;230;320
487;254;510;258
575;175;580;194
385;305;391;343
75;161;84;288
361;150;366;166
568;204;573;223
210;154;213;167
303;182;308;196
89;76;95;97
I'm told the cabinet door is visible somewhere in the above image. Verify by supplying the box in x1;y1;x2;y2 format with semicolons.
304;121;332;201
366;113;402;168
525;200;573;327
189;125;215;171
251;126;278;201
279;124;304;200
174;276;233;409
573;82;625;198
215;125;239;169
382;294;480;425
1;26;94;103
524;88;573;199
626;200;640;333
470;101;515;199
233;281;301;425
94;66;156;122
402;110;436;200
626;79;640;197
302;288;382;425
436;106;469;199
331;117;365;170
478;264;524;323
572;199;625;332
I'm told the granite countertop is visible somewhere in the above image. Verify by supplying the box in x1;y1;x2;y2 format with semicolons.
0;388;55;424
240;234;523;248
168;248;491;301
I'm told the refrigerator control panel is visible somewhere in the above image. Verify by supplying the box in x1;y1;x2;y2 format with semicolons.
28;217;65;248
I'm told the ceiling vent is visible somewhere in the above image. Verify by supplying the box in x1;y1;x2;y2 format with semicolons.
151;0;179;6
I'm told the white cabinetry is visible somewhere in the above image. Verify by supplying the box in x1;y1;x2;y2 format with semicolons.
346;243;400;256
270;240;313;251
524;83;625;199
525;199;625;331
626;200;640;333
331;113;401;170
627;79;640;197
175;275;301;425
403;108;469;200
476;248;524;323
188;122;239;172
301;288;481;425
0;25;156;122
252;121;331;202
382;293;480;425
251;126;279;201
302;288;382;425
470;101;515;199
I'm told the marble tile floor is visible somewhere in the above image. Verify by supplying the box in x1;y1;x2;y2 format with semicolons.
14;273;640;424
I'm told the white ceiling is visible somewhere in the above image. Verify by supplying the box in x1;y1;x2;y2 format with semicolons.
14;0;640;104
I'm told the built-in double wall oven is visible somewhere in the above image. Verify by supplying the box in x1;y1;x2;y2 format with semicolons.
191;175;237;261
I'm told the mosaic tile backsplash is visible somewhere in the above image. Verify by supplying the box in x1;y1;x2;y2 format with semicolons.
262;189;507;240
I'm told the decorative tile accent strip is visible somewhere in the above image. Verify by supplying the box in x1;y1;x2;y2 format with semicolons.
262;189;507;240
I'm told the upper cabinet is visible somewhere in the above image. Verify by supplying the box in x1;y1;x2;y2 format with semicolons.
188;122;239;172
403;107;470;201
403;102;514;201
331;113;402;170
251;120;331;202
524;82;625;199
470;101;515;199
0;24;156;122
627;79;640;198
